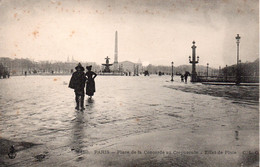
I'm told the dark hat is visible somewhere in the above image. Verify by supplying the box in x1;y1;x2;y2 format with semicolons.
86;65;92;71
75;63;84;71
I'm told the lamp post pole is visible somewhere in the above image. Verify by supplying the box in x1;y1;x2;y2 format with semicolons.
171;61;174;81
133;64;135;76
235;34;241;85
206;63;209;81
224;65;228;82
137;64;139;76
189;41;199;82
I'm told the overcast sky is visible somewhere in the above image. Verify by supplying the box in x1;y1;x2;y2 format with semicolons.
0;0;258;67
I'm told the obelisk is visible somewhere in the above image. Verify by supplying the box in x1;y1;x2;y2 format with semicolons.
113;31;119;72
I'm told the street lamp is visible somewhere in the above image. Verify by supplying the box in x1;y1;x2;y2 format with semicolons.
171;61;174;81
206;63;209;80
224;65;228;82
137;64;139;76
133;64;135;76
189;41;199;82
235;34;241;85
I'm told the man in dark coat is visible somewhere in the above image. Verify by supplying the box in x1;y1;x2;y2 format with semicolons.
69;63;86;110
184;71;190;83
181;74;184;82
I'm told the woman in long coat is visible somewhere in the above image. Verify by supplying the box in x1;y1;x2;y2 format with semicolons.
85;65;97;99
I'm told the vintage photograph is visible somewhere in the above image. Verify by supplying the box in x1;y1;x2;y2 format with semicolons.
0;0;259;166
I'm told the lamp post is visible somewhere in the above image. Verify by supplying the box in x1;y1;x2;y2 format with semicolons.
189;41;199;82
137;64;139;76
171;61;174;81
224;65;228;82
206;63;209;80
133;64;135;76
235;34;241;85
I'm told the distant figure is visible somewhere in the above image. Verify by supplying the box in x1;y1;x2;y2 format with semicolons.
69;63;86;111
85;65;97;100
184;71;190;83
181;74;184;82
8;145;16;159
144;70;149;76
24;71;27;76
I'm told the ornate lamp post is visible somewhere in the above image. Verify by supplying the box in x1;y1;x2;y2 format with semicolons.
171;61;174;81
189;41;199;82
235;34;241;85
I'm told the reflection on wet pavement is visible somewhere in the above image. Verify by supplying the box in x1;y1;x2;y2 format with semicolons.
71;111;85;154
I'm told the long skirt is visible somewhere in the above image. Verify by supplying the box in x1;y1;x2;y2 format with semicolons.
86;80;95;96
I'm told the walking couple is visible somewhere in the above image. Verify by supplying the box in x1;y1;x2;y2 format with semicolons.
69;63;97;111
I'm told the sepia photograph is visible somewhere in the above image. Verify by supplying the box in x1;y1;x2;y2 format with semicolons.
0;0;259;166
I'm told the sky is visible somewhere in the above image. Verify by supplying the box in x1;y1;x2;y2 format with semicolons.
0;0;259;67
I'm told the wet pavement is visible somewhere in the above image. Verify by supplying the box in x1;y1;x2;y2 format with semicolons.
0;75;259;166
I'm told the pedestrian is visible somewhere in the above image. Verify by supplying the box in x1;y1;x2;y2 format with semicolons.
181;74;184;82
184;71;189;83
85;65;97;100
69;63;86;111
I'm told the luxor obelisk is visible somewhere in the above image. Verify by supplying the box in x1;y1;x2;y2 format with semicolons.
113;31;119;72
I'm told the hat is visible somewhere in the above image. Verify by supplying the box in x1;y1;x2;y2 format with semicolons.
86;65;92;71
75;63;84;71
